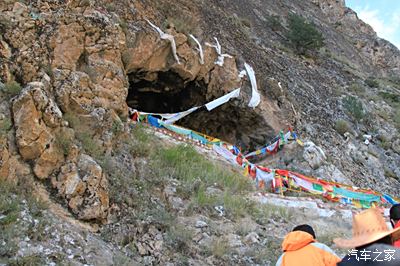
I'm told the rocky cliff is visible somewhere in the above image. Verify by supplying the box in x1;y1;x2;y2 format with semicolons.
0;0;399;265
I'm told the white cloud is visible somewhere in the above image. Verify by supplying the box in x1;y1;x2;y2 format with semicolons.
357;7;400;49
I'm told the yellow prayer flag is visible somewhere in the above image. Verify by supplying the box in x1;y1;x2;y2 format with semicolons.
353;200;362;209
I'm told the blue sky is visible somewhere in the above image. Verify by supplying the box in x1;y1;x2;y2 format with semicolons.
346;0;400;49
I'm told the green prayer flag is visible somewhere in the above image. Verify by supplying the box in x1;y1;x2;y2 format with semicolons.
312;183;324;192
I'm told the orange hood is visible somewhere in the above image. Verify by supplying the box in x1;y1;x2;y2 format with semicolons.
282;231;315;251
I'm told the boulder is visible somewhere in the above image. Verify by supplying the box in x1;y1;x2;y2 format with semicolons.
54;154;109;221
303;141;326;169
12;82;64;178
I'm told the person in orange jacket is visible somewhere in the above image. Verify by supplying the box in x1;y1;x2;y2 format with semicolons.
390;204;400;248
276;224;340;266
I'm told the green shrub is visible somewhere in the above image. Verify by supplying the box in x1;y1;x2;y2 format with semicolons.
379;91;400;106
286;14;324;55
119;19;128;36
334;119;350;135
365;77;379;88
0;118;12;137
210;238;230;259
55;130;74;157
342;96;365;122
267;15;282;31
111;120;124;136
105;3;116;12
379;139;391;150
76;131;103;158
393;108;400;130
1;81;22;98
165;224;194;254
63;112;80;129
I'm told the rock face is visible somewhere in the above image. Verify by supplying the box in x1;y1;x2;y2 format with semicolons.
12;82;64;179
50;8;129;117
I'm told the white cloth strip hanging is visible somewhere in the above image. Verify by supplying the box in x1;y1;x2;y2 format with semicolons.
205;37;232;67
164;107;200;124
189;34;204;65
146;19;181;64
205;88;241;111
244;63;260;108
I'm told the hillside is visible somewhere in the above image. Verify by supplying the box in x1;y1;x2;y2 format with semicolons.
0;0;399;265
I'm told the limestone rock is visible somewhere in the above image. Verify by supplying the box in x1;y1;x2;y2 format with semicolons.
303;141;327;169
243;232;260;245
225;234;243;247
55;154;109;221
195;220;208;228
51;23;85;71
12;82;64;179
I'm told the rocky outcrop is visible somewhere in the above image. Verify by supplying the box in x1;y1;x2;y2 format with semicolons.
123;28;241;95
12;81;64;179
11;80;109;221
50;8;129;117
314;0;400;76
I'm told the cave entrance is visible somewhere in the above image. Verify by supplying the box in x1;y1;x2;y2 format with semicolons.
127;70;275;152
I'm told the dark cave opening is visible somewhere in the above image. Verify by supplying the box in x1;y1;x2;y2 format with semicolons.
127;70;207;113
127;70;275;152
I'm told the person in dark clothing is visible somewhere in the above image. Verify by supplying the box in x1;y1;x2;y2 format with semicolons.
390;204;400;247
334;208;400;265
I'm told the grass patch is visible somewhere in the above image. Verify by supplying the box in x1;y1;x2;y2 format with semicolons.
55;129;74;157
165;224;194;254
76;131;103;158
251;203;293;225
154;145;254;219
63;112;80;129
348;83;365;95
267;15;282;31
1;81;22;98
8;255;46;266
342;95;365;122
0;117;12;138
378;135;391;150
393;108;400;130
318;231;346;247
164;15;199;36
334;119;351;135
0;183;21;227
123;124;152;157
210;238;230;259
155;145;251;193
378;91;400;107
365;77;379;88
